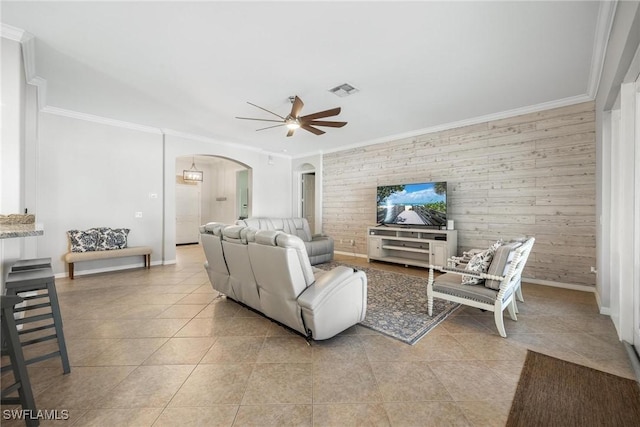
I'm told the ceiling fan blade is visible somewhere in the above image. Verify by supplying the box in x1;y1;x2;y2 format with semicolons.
301;124;326;135
286;128;296;137
299;107;341;121
236;117;284;123
306;120;347;128
255;123;286;131
246;102;285;119
290;96;304;118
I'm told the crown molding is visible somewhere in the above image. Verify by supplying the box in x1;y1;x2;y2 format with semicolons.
161;128;290;159
319;94;594;157
30;76;47;110
1;23;36;81
587;0;618;98
1;23;26;41
2;24;45;109
42;106;163;135
21;32;37;82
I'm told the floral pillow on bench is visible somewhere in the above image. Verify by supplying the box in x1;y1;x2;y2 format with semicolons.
68;228;130;252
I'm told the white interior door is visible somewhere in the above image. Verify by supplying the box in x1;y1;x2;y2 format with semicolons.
302;173;315;234
176;183;201;244
634;77;640;355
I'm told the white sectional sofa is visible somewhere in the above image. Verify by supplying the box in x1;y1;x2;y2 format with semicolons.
235;217;334;265
200;222;367;340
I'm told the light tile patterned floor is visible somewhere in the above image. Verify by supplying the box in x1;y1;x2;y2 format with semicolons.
1;245;634;426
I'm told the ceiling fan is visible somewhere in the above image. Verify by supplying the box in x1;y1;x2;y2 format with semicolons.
236;96;347;137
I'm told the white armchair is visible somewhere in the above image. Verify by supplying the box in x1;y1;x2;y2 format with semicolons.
446;238;529;304
427;237;535;337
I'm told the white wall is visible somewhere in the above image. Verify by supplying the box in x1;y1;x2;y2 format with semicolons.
163;134;291;263
30;117;293;275
1;37;25;214
175;155;246;225
36;112;164;276
1;36;31;291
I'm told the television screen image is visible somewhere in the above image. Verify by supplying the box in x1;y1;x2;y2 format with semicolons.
377;182;447;227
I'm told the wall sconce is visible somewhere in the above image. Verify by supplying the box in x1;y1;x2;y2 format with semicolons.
183;157;203;182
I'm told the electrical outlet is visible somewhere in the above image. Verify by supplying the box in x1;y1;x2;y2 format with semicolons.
135;212;143;218
590;266;597;274
350;239;355;246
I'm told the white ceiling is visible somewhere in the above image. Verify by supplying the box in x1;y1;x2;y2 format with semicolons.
1;1;606;157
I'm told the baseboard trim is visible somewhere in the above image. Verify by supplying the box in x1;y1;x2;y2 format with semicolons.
334;251;367;259
594;291;611;315
522;277;595;293
54;260;162;279
334;253;598;293
623;341;640;384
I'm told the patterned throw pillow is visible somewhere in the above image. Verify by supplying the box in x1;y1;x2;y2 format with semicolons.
68;229;99;252
461;240;503;285
96;227;130;250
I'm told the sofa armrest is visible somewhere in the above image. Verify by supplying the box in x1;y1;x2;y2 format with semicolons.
298;266;361;310
297;266;367;340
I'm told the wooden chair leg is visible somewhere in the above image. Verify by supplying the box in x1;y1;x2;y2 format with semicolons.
68;263;74;280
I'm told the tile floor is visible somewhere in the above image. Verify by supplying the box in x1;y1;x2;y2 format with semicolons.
1;244;635;426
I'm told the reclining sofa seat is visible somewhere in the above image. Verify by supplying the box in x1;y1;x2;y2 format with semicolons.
236;217;334;265
248;229;367;340
199;223;234;298
199;223;367;340
221;225;261;311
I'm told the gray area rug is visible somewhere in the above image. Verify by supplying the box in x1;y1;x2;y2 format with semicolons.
317;261;460;345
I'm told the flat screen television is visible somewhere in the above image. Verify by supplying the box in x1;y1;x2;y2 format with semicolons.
377;181;447;228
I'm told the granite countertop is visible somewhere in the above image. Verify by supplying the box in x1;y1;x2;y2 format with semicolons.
0;223;44;239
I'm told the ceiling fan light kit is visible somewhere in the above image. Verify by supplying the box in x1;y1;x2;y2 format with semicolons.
285;116;300;130
236;95;347;137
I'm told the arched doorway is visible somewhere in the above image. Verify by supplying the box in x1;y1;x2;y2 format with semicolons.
296;162;318;234
175;155;251;244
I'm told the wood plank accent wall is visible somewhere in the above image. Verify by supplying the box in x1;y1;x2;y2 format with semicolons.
323;101;596;287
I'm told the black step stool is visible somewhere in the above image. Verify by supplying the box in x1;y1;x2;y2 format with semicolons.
10;258;52;272
3;266;70;374
1;295;40;427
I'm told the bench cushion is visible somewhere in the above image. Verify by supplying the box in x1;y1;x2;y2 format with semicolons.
64;246;152;263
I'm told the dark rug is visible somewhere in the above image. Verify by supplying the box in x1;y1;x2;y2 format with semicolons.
317;261;459;345
507;350;640;427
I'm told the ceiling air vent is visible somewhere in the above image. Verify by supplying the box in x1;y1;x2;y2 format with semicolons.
329;83;359;97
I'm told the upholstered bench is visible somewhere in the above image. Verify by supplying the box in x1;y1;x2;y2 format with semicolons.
63;246;152;279
65;227;151;279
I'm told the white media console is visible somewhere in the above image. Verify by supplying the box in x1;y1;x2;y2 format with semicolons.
367;226;458;268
